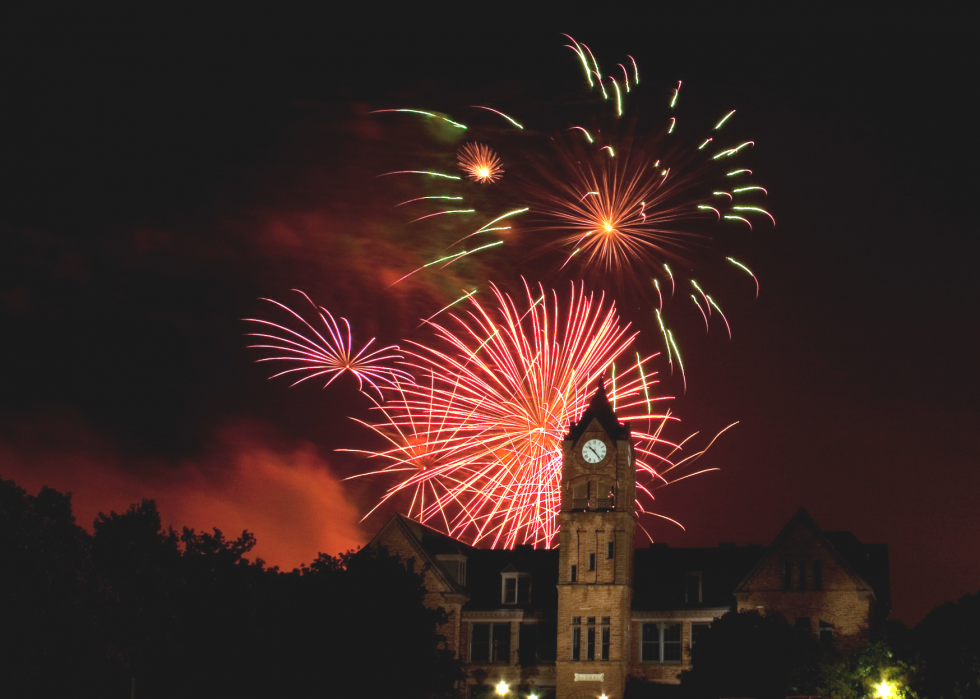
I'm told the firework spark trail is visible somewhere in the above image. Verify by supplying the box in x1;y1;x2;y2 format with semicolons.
344;281;721;548
457;142;504;183
244;291;412;397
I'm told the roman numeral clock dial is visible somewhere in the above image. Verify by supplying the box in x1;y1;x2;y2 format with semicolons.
581;438;607;464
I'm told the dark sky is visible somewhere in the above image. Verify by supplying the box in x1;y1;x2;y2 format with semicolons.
1;7;977;626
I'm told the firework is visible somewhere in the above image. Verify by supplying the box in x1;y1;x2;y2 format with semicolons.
244;291;412;397
345;281;721;548
457;142;504;183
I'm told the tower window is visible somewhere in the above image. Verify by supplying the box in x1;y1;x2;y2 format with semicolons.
570;565;578;582
571;618;581;660
607;541;615;559
589;553;596;571
601;618;610;660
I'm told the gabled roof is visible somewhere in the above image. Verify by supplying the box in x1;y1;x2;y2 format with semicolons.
734;507;877;598
369;513;474;594
564;377;631;443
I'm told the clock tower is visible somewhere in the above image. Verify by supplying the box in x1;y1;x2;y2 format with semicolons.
556;378;636;699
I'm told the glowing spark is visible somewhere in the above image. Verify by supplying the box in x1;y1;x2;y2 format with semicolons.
568;126;594;143
420;289;478;326
563;34;593;87
714;110;736;130
663;264;675;296
471;106;524;129
697;205;721;220
610;77;623;115
723;215;753;229
457;142;504;183
671;80;682;108
726;257;759;298
582;42;601;81
655;309;672;369
395;195;463;207
628;55;639;84
731;205;776;225
370;109;467;130
618;64;631;92
378;170;461;180
726;169;753;176
732;186;768;195
712;191;733;201
707;296;731;339
601;145;615;157
653;278;663;309
667;329;686;392
595;72;609;99
640;201;646;223
245;292;411;397
691;280;711;315
668;117;676;134
408;209;476;224
698;137;713;150
691;295;709;332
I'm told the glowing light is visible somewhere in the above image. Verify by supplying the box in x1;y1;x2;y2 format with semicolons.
471;106;524;129
628;55;639;84
714;110;736;130
408;209;476;224
395;195;464;207
723;215;752;229
496;680;509;696
610;77;623;115
668;117;676;134
698;137;713;150
569;126;594;143
732;186;768;195
726;169;753;176
726;257;759;298
421;289;478;326
563;34;594;87
874;681;897;699
731;205;776;225
671;80;682;108
618;64;631;92
378;171;461;180
458;142;504;183
370;108;466;130
349;282;705;548
601;145;615;157
245;292;411;397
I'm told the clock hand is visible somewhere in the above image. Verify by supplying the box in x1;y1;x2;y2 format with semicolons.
588;446;601;460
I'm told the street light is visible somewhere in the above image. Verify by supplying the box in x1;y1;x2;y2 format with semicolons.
495;680;508;696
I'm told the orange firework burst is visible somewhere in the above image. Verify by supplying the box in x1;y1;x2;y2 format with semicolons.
457;142;504;183
535;142;706;275
345;281;727;548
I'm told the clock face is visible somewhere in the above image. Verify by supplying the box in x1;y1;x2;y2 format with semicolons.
581;438;608;464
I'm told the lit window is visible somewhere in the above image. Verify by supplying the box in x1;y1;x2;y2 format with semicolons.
641;623;681;663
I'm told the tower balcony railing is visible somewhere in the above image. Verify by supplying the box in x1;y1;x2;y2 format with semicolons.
572;498;616;511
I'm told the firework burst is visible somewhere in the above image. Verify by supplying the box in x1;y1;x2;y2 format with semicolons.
244;291;412;397
345;281;723;548
457;142;504;183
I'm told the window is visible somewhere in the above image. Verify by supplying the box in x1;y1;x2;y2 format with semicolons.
436;555;467;586
502;573;531;604
798;561;808;591
813;560;823;590
518;623;538;665
587;623;595;660
607;541;615;559
795;617;811;634
572;618;581;660
589;553;596;571
685;572;702;604
641;623;681;663
691;622;710;648
782;561;793;591
601;618;611;660
570;565;577;582
819;620;834;644
470;623;511;663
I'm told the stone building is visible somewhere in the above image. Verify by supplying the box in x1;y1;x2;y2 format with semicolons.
369;382;890;699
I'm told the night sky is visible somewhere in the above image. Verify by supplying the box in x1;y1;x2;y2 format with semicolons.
1;7;976;626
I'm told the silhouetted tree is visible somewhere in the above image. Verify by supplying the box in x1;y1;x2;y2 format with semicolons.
914;591;980;699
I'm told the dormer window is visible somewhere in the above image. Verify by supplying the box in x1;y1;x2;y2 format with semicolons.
502;572;531;604
435;554;467;586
